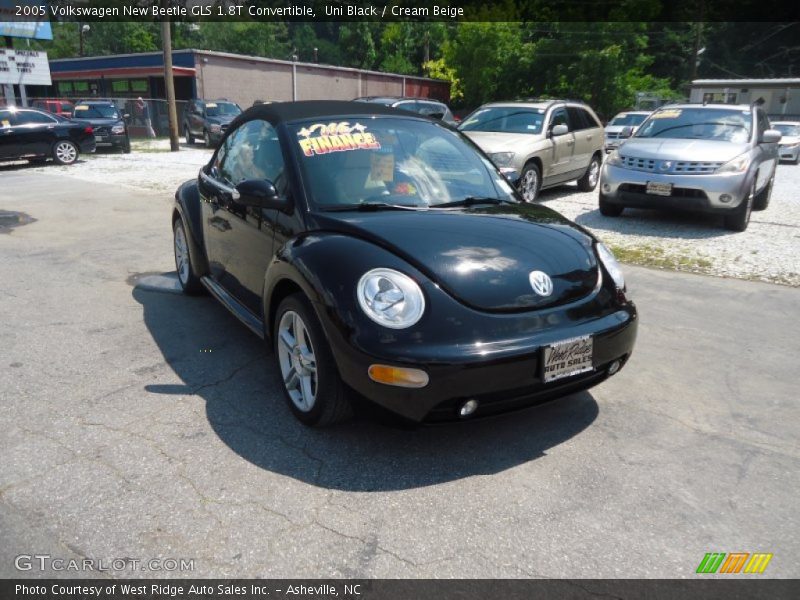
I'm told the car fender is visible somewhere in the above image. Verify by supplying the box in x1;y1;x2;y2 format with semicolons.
173;178;209;275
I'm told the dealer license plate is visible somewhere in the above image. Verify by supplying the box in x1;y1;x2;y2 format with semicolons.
646;181;672;196
542;335;594;383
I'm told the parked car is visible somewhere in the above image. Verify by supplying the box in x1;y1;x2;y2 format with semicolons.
31;98;75;119
0;107;95;165
604;110;650;153
771;121;800;164
171;101;637;426
354;96;458;126
182;99;242;147
598;103;781;232
459;100;605;202
70;100;131;153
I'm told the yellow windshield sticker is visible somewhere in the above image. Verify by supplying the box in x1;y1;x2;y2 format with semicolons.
1;120;10;128
205;102;217;108
370;153;394;181
297;122;381;157
75;105;89;111
652;109;682;119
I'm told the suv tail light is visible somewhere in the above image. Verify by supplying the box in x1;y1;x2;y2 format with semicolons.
84;126;93;134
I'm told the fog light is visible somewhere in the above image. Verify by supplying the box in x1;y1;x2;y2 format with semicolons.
459;399;479;417
602;184;611;193
608;360;621;376
368;364;429;388
720;194;733;203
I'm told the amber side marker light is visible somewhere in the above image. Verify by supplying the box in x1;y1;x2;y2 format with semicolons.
368;364;429;388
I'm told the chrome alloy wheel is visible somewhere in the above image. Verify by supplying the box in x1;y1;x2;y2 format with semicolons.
277;310;318;412
521;168;538;202
174;223;190;285
55;141;77;164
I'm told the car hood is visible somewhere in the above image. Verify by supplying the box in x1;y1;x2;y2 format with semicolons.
312;204;599;312
462;131;544;154
71;117;123;127
207;115;238;125
619;138;750;162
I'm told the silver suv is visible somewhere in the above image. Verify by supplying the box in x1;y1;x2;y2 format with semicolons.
598;103;781;232
459;100;605;202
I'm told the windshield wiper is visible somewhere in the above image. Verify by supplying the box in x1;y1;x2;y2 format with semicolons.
434;196;515;208
321;202;425;212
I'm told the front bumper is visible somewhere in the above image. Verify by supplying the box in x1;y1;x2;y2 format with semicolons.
779;145;800;161
330;301;638;422
599;163;749;213
79;138;96;153
94;133;128;148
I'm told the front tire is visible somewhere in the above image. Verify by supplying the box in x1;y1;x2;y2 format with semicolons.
599;192;624;217
122;137;132;154
519;162;542;203
577;154;601;192
173;217;204;295
53;140;78;165
724;180;755;232
184;124;194;145
203;129;212;148
273;293;352;427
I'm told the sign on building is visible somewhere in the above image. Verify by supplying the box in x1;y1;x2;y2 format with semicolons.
0;49;51;86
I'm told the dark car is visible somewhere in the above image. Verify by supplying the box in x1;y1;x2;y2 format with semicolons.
70;101;131;153
0;107;95;165
182;99;242;147
172;101;637;426
355;96;458;126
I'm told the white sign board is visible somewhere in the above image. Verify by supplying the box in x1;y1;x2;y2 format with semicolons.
0;49;51;86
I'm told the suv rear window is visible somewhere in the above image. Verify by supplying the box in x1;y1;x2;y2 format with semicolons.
636;107;752;143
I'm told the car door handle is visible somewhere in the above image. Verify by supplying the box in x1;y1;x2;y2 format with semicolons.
566;140;575;145
586;135;593;140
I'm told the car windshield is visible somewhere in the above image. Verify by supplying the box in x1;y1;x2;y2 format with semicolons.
290;117;517;209
459;107;545;134
73;104;119;119
609;113;648;126
774;124;800;137
205;102;240;117
635;108;752;142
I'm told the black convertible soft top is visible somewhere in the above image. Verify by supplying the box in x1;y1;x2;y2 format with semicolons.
233;100;421;127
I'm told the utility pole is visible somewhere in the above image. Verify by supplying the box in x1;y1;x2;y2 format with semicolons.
689;22;703;84
161;16;180;152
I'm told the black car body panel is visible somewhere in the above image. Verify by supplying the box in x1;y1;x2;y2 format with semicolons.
0;107;95;162
172;101;637;422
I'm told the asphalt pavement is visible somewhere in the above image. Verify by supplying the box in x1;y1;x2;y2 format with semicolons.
0;169;798;578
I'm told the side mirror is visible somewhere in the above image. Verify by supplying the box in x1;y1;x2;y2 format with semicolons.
234;179;286;209
760;129;782;144
502;169;521;186
123;113;130;120
619;126;634;138
551;124;569;137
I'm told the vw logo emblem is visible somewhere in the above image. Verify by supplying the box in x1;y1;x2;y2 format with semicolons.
529;270;553;297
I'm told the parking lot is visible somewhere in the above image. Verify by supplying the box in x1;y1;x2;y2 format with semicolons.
1;149;799;578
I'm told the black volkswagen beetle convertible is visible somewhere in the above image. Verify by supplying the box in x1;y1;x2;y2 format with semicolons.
172;101;637;426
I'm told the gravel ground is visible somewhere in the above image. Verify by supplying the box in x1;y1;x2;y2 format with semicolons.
17;139;800;286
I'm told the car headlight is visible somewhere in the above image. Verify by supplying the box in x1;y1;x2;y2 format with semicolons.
488;152;516;167
209;124;222;133
716;152;750;174
605;150;623;167
596;243;625;290
111;125;125;135
357;268;425;329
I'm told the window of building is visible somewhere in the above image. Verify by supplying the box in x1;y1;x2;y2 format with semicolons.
111;80;129;93
130;80;148;93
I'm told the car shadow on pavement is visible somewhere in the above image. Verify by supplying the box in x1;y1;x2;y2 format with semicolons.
132;276;599;492
0;158;89;172
573;208;731;239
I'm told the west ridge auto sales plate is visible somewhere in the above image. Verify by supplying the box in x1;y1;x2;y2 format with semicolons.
542;335;594;383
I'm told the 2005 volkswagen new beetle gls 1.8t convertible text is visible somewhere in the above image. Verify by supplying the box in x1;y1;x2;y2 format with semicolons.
172;101;638;426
